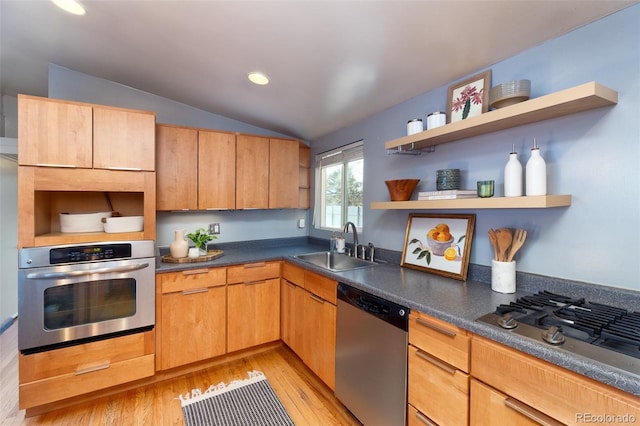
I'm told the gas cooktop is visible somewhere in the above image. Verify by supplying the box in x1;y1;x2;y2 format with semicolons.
477;291;640;380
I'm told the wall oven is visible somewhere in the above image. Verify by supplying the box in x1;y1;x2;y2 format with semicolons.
18;240;155;353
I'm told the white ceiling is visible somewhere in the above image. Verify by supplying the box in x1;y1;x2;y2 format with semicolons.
1;0;636;141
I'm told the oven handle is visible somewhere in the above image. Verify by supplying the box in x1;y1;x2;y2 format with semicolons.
25;262;151;280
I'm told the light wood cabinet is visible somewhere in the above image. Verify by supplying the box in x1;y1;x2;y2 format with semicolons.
227;262;281;352
269;138;299;208
280;262;337;390
301;284;336;390
236;134;270;209
470;379;554;426
156;125;236;210
156;268;227;370
18;94;155;171
408;311;470;426
471;335;640;425
298;144;310;209
92;106;155;171
17;167;156;248
198;130;236;209
19;330;155;409
18;94;93;168
156;124;198;210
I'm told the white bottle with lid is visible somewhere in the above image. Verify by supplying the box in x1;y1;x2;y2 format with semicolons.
504;144;523;197
525;138;547;196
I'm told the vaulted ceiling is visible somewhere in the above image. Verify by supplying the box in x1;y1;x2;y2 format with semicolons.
1;1;636;140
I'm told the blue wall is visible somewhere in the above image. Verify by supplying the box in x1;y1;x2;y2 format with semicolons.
311;5;640;291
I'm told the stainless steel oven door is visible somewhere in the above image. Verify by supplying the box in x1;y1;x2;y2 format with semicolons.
18;257;155;352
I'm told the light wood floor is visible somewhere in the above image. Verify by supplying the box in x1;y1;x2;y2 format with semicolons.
1;322;361;425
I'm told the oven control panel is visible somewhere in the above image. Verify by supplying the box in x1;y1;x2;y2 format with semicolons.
50;243;133;264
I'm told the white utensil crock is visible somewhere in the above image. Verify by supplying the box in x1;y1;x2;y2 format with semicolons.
491;260;516;293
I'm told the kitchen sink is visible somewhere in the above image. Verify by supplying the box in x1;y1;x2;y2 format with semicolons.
295;251;378;272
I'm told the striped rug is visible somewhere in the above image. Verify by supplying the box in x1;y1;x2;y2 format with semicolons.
179;370;294;426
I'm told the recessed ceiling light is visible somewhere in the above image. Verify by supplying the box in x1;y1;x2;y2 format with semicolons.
248;72;269;85
52;0;86;15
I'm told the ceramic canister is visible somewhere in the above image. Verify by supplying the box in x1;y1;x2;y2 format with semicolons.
427;112;446;130
407;119;423;135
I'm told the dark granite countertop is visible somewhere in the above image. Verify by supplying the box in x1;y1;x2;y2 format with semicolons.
156;238;640;396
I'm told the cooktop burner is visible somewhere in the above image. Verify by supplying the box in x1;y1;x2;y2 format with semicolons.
477;291;640;379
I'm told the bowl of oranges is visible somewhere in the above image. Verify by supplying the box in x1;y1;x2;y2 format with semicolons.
426;223;454;256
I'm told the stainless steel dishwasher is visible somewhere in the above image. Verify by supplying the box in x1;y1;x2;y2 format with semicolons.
335;282;409;426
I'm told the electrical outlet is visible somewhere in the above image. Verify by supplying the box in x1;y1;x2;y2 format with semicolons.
209;223;220;234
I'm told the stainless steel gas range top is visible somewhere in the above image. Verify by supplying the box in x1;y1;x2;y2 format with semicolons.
477;291;640;380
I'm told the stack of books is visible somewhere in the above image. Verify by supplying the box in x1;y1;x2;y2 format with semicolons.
418;189;478;200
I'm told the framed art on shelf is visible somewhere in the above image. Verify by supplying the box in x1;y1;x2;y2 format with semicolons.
401;213;476;281
446;70;491;123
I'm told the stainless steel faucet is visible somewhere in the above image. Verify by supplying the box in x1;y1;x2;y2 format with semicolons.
343;221;359;257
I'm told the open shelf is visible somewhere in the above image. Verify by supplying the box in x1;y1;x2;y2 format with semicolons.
385;81;617;152
370;195;571;210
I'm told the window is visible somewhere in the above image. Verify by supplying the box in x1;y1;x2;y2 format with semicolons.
314;140;364;231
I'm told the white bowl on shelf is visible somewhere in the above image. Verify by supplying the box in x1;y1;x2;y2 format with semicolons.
60;211;112;233
103;216;144;233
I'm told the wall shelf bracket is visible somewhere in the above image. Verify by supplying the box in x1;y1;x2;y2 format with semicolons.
386;143;435;156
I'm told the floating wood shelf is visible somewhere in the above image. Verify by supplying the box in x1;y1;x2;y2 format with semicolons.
370;195;572;210
385;81;617;153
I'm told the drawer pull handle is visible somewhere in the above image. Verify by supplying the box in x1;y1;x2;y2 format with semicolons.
244;280;266;286
414;410;437;426
244;262;266;269
309;294;325;304
415;348;456;375
36;163;76;168
106;166;142;171
75;362;110;375
504;398;564;426
182;288;208;295
182;268;209;275
416;317;456;337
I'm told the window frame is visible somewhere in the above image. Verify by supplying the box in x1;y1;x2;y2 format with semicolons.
313;140;364;231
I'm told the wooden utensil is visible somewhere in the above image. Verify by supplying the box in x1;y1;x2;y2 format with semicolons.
507;228;527;262
488;229;499;261
496;228;513;262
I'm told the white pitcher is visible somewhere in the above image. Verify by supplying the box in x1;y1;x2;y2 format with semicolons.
169;229;189;258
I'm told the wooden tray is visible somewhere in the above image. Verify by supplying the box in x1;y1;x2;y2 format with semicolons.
161;249;224;263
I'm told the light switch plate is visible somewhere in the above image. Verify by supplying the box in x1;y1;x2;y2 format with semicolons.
297;218;305;228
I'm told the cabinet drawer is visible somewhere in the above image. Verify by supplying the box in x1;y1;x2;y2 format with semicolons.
19;330;155;409
159;267;226;294
408;344;469;426
282;261;305;287
470;379;556;426
227;261;280;284
471;335;640;424
304;270;337;304
408;404;439;426
409;311;470;372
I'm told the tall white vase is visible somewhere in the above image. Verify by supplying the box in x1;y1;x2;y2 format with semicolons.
169;229;189;258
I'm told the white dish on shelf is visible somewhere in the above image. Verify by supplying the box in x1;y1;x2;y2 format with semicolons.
60;211;112;233
103;216;144;233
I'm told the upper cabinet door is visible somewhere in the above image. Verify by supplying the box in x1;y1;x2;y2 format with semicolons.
93;106;156;171
18;95;93;168
236;134;269;209
198;130;236;210
269;138;300;209
156;124;198;210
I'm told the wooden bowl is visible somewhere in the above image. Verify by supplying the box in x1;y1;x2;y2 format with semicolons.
385;179;420;201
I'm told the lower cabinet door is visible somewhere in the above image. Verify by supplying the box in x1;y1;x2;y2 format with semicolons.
302;289;336;390
280;279;304;355
227;278;280;352
160;286;226;370
470;379;560;426
408;344;469;426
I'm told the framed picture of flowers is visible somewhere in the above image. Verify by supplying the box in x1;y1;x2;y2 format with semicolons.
446;70;491;123
400;213;476;281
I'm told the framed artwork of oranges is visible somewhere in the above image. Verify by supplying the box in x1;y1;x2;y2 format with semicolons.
401;213;475;281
